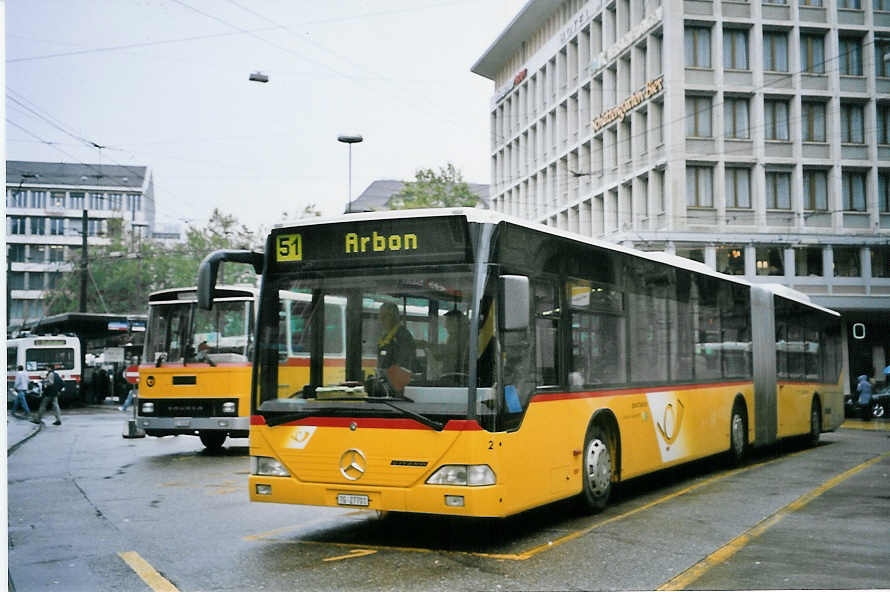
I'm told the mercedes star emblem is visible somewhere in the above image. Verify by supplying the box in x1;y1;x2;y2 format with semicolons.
339;448;367;481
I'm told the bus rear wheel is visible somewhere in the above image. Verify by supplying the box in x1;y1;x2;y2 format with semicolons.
199;432;227;451
579;425;613;512
807;399;821;447
728;403;747;466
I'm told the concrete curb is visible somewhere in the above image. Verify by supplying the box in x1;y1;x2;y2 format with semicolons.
7;421;42;456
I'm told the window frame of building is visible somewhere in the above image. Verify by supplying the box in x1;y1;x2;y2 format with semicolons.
686;166;714;208
716;245;746;275
725;167;752;208
685;95;713;137
840;103;865;144
7;189;27;208
29;191;46;208
880;172;890;213
49;191;65;208
9;216;27;234
839;37;863;76
127;194;142;211
799;0;822;6
8;244;26;263
676;246;705;263
876;39;890;77
27;245;46;264
49;217;65;236
802;101;827;142
803;169;829;211
763;31;789;72
833;246;861;277
795;247;823;277
685;26;711;69
756;246;785;276
29;216;46;236
877;0;890;10
765;170;792;210
48;245;65;263
723;28;749;70
842;170;867;212
89;192;105;210
837;0;861;8
69;191;84;210
764;99;790;140
8;272;26;290
800;34;826;74
879;104;890;145
724;97;750;139
871;246;890;278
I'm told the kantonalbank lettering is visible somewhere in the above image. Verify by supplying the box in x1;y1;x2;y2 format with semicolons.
345;231;418;254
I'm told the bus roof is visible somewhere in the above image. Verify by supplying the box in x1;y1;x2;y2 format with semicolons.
149;285;257;302
271;208;839;317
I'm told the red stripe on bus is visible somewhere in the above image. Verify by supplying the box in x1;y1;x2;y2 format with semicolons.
138;362;252;369
531;380;752;403
256;416;482;431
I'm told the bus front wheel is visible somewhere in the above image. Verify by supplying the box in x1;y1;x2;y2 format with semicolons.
579;425;613;512
199;432;227;451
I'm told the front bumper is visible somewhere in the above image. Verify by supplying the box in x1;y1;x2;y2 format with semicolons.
137;415;250;437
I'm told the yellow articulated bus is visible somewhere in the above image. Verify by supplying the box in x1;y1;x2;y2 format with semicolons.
198;209;844;516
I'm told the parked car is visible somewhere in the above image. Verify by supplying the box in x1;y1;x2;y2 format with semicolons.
845;386;890;419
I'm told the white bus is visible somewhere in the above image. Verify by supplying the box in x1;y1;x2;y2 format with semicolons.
7;335;82;405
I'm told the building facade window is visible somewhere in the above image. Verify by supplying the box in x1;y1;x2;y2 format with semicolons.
764;100;790;140
8;244;25;263
30;217;45;235
29;191;46;208
676;246;705;262
48;245;65;263
877;0;890;10
69;192;84;209
834;246;861;277
9;272;25;290
795;247;823;276
802;102;826;141
127;194;142;211
89;192;105;209
766;171;792;209
837;0;861;7
685;26;711;68
839;38;863;75
756;246;785;276
724;98;749;139
841;103;865;143
800;34;825;74
28;272;45;291
686;96;712;137
763;31;789;72
800;0;822;6
108;193;123;210
876;40;890;77
49;192;65;208
7;190;27;208
880;172;890;213
716;245;745;275
686;166;713;207
726;168;751;208
842;171;867;211
27;245;46;263
9;216;27;234
871;246;890;278
879;104;890;145
49;217;65;236
723;29;749;69
803;169;828;210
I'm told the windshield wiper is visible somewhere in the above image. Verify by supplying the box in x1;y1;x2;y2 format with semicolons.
370;397;444;431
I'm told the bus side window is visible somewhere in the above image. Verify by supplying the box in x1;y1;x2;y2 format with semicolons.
534;280;559;387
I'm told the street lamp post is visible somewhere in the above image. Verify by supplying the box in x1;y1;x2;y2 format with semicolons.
337;134;363;213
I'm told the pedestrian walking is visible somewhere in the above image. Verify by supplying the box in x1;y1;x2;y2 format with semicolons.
32;364;63;426
11;365;32;417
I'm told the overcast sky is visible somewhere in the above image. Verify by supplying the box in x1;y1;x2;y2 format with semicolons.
6;0;524;233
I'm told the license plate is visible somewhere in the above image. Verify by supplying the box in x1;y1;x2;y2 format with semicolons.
337;494;369;507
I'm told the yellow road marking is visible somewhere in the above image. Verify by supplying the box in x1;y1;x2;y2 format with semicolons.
657;451;890;590
322;549;378;562
118;551;179;592
842;419;890;431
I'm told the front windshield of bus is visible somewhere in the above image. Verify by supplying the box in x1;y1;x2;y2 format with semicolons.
256;266;497;424
144;299;253;364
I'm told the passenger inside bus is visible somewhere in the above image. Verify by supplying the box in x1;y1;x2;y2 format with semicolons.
374;302;416;394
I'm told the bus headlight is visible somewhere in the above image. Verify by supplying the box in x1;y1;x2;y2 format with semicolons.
250;456;291;477
426;465;495;486
140;402;154;414
222;401;236;414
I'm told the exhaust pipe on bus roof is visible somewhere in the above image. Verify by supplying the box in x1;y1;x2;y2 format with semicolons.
197;249;264;310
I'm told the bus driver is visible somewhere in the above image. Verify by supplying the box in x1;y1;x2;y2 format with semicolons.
375;302;416;393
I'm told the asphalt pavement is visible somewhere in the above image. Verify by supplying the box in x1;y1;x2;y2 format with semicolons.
6;400;123;455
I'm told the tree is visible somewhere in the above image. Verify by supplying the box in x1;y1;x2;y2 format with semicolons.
43;209;260;317
389;163;478;209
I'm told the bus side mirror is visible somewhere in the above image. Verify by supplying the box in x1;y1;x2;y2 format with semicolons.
501;275;530;331
197;249;264;310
